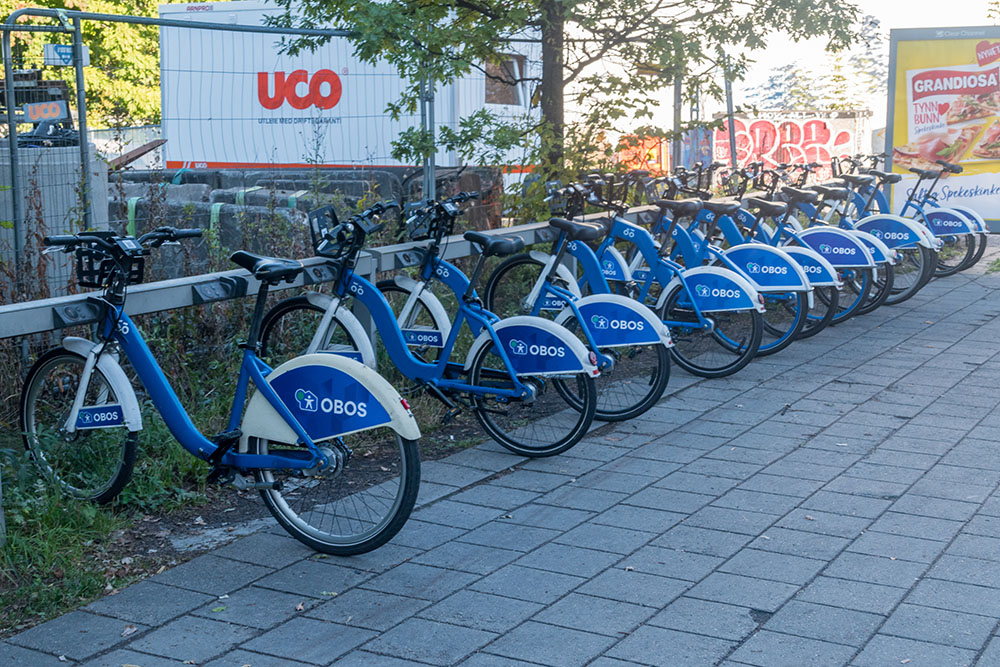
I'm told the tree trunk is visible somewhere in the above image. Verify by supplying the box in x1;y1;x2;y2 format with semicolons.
540;0;564;174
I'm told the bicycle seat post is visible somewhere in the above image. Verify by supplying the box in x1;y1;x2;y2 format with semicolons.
244;281;271;353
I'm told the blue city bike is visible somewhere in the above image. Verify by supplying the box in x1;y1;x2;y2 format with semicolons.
538;184;766;378
19;227;422;555
480;214;674;421
380;195;672;423
259;202;600;458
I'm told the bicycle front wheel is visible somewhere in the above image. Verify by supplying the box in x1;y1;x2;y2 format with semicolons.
20;348;137;504
260;295;366;366
469;340;596;457
831;267;873;324
856;263;894;316
252;428;420;555
660;284;762;378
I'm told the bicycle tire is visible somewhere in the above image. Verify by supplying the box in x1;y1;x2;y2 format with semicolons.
795;286;838;340
468;339;596;457
934;235;976;277
757;291;807;356
855;262;894;316
831;267;873;324
659;283;762;378
884;245;935;305
484;254;671;421
375;280;448;364
251;431;420;555
966;234;988;270
259;295;365;366
20;347;138;504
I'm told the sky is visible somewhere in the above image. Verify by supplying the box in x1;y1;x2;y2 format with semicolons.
704;0;995;128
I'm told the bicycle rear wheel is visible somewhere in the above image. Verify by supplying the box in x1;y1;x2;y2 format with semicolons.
796;286;838;340
484;254;670;421
659;283;762;378
884;246;935;305
20;348;137;504
757;291;807;356
855;263;893;316
831;267;873;324
469;340;596;457
252;428;419;555
934;235;976;277
260;295;366;366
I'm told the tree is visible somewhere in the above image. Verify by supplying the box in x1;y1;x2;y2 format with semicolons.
270;0;861;176
746;14;887;112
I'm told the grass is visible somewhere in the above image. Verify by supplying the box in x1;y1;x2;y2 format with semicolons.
986;256;1000;274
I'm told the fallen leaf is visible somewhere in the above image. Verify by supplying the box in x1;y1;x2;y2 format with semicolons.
901;660;911;664
218;594;230;600
624;566;634;571
58;657;68;663
295;602;306;611
193;516;207;526
804;515;815;521
321;591;338;597
211;606;227;612
121;624;138;638
156;565;166;574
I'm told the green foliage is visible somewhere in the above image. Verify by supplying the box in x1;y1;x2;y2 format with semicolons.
2;0;225;127
270;0;861;173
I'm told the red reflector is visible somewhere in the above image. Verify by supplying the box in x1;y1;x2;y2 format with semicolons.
400;398;411;411
757;293;765;305
588;351;598;366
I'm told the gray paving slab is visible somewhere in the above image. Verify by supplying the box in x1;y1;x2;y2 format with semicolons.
17;259;1000;666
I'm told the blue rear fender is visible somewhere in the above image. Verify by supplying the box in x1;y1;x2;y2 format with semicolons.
798;227;876;268
778;245;842;287
463;316;600;377
722;244;811;292
924;208;977;236
657;265;764;313
555;294;673;348
845;229;895;265
855;214;936;249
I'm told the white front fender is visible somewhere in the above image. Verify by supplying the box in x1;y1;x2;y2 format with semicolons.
62;337;143;432
304;292;377;369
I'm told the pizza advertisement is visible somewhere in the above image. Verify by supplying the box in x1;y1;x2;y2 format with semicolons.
888;27;1000;225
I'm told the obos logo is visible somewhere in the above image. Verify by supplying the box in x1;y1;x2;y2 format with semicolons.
802;264;823;274
258;70;342;110
695;284;742;299
508;338;566;357
591;314;645;331
818;243;855;255
746;261;787;275
294;388;367;417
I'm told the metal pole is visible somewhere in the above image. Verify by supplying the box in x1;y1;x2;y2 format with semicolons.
3;30;22;293
725;75;738;169
672;76;682;171
418;74;429;198
73;18;91;229
426;77;435;201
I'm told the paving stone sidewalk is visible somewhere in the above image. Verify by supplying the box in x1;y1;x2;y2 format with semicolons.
9;246;1000;666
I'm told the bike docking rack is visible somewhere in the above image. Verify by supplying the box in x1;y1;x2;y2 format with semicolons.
0;215;651;536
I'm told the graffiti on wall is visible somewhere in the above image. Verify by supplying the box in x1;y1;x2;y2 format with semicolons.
713;116;859;172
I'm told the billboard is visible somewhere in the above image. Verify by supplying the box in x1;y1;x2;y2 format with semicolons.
887;26;1000;225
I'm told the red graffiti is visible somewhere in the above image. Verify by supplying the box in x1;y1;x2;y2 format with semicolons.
714;118;854;172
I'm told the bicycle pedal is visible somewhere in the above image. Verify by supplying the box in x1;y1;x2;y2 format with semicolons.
442;406;462;424
207;466;234;486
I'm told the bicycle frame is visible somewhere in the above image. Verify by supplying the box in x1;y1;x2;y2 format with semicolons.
328;260;532;399
71;301;327;471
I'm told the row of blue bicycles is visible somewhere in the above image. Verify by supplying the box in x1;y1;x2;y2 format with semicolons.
17;154;988;555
